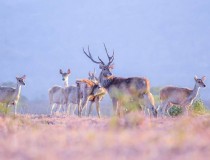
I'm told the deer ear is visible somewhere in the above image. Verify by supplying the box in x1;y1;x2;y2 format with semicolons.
67;69;71;74
60;69;63;74
109;64;114;69
194;75;198;81
202;76;206;81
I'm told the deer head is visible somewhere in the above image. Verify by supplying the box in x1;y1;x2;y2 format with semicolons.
83;44;114;79
60;69;71;81
88;68;98;84
16;75;26;85
194;75;206;88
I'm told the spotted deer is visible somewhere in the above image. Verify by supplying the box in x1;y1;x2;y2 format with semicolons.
0;75;26;115
83;44;157;117
77;70;106;118
49;69;71;115
158;76;206;116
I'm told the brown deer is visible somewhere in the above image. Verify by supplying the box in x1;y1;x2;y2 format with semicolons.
158;76;206;116
76;70;106;118
83;44;157;117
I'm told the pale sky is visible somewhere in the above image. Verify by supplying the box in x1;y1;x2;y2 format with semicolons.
0;0;209;101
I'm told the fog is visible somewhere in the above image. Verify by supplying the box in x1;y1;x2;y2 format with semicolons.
0;0;209;106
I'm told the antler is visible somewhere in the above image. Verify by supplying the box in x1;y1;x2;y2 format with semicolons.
83;46;105;65
103;43;114;66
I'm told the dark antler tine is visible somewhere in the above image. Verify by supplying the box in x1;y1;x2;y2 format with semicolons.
105;46;114;65
98;56;105;65
104;43;108;54
83;48;90;58
83;46;103;64
110;50;114;63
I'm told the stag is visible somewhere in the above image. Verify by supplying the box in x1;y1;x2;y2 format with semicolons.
158;76;206;116
83;44;157;117
0;75;26;115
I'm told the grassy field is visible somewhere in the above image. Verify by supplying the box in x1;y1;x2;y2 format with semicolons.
0;113;210;160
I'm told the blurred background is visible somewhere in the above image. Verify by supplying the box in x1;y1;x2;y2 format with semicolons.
0;0;209;114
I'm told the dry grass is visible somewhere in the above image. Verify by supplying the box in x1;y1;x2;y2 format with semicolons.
0;113;210;160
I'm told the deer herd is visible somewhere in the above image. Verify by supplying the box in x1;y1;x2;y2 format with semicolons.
0;45;207;118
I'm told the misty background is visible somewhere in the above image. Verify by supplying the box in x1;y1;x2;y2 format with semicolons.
0;0;209;114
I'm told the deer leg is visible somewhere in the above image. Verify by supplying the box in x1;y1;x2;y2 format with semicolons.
77;99;82;117
66;103;70;115
161;101;169;117
14;103;17;115
57;104;61;114
156;104;163;118
82;102;88;116
143;93;157;118
62;104;66;114
95;97;101;118
181;105;188;116
65;103;68;114
184;104;190;116
87;101;94;117
80;98;89;117
50;103;55;115
59;104;65;114
60;104;65;114
72;104;77;115
55;104;59;113
117;102;123;117
112;98;118;116
180;101;190;116
63;102;68;115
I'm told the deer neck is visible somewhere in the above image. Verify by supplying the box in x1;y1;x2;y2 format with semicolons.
99;72;113;89
64;79;69;88
190;84;200;100
15;83;22;99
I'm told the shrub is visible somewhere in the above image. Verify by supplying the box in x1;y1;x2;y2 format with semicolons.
168;105;183;117
192;99;207;115
0;103;11;114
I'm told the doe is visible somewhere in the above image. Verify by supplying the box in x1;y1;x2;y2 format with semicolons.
0;75;26;115
49;69;70;115
159;76;206;116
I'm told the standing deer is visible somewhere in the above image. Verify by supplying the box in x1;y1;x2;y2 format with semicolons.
59;69;105;117
0;75;26;115
77;70;106;118
49;68;106;116
83;44;157;117
158;76;206;116
49;69;71;115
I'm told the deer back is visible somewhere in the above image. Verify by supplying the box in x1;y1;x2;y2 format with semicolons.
160;86;192;102
0;86;16;103
106;77;150;99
